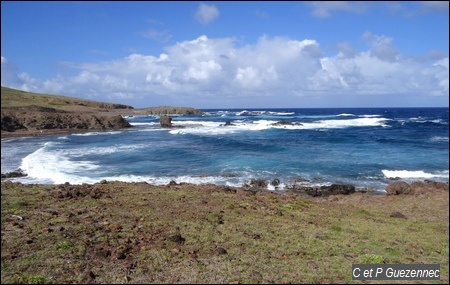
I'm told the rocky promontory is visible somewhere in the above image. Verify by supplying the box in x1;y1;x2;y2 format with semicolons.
1;87;202;137
1;106;132;134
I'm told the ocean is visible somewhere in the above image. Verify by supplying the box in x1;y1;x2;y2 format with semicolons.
1;107;448;193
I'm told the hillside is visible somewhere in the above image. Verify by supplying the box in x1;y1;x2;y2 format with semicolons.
1;86;133;112
1;87;134;137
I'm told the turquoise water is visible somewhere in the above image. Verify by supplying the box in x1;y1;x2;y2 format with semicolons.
1;107;448;192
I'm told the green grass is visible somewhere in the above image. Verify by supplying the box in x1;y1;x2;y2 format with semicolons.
1;181;448;284
1;86;130;110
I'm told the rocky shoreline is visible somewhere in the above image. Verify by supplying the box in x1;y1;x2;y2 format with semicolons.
2;166;447;198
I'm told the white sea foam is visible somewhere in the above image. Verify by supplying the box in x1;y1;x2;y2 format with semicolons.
361;114;382;118
291;117;390;129
20;147;101;184
431;136;449;142
129;122;159;126
167;117;391;135
71;131;123;136
382;170;449;179
17;142;150;185
337;113;355;117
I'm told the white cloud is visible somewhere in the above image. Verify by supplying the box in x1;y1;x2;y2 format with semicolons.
194;3;219;25
362;32;400;62
1;33;448;107
432;58;449;94
305;1;368;18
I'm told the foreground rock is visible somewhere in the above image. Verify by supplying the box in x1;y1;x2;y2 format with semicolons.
285;183;356;197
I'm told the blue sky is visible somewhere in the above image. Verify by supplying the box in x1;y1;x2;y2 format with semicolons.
1;1;449;109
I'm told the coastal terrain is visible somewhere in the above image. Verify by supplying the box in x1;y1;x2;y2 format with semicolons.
1;86;448;283
1;86;203;138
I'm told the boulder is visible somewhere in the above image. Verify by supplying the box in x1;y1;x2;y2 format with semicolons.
386;180;449;196
386;181;413;195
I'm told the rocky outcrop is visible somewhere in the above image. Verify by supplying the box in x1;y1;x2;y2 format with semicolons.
386;180;448;196
271;121;303;126
286;184;356;197
243;178;356;197
1;108;132;133
160;115;173;128
1;169;27;179
219;121;236;127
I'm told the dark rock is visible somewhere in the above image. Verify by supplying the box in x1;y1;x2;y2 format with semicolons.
167;233;185;244
271;179;280;186
220;121;235;127
160;115;173;127
286;184;356;197
1;115;27;132
325;184;355;195
216;247;227;255
1;169;27;179
244;179;268;189
270;121;303;126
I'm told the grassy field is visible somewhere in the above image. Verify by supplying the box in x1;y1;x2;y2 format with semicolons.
1;181;448;284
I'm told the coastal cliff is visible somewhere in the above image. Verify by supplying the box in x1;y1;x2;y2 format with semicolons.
1;106;132;133
1;86;202;137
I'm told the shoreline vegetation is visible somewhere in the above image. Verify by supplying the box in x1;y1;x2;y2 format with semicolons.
2;86;449;283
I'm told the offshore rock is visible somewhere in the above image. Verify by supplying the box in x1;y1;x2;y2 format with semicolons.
160;115;173;128
270;121;303;126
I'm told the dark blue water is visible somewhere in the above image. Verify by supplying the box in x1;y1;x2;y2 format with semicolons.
1;108;448;192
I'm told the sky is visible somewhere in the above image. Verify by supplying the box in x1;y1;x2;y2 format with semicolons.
1;1;449;109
